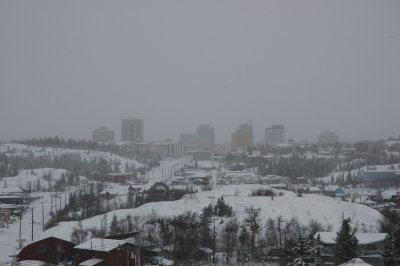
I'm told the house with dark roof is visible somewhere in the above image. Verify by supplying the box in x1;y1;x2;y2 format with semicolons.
17;237;75;265
74;238;143;266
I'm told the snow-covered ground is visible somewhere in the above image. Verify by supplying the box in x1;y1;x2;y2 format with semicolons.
33;184;383;248
0;143;143;171
318;169;360;184
0;192;61;264
0;156;386;264
1;168;71;190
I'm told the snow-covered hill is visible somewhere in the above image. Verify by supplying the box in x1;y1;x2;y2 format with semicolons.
38;184;383;244
1;168;86;189
0;143;143;171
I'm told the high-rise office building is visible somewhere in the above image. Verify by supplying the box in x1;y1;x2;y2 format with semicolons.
231;123;253;148
179;133;201;147
121;118;144;142
197;124;215;148
92;127;114;143
265;125;285;146
318;131;339;145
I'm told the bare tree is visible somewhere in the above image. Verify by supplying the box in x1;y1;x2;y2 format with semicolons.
221;217;239;263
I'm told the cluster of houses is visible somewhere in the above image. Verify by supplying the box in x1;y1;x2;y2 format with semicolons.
16;232;148;266
15;229;389;266
315;231;388;265
16;230;211;266
0;186;31;226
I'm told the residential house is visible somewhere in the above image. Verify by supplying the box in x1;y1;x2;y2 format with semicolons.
17;237;75;265
0;186;25;204
74;238;142;266
316;232;387;266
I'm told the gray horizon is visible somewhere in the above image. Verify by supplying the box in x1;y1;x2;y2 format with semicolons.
1;0;399;144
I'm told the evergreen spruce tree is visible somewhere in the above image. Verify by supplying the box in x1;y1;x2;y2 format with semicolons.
383;235;399;266
110;213;119;234
334;218;359;264
199;208;212;248
265;218;278;248
126;186;135;208
312;233;322;266
70;220;87;244
289;233;307;265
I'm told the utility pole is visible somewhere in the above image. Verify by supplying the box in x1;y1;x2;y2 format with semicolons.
126;245;130;266
42;202;44;232
17;213;25;249
31;208;34;241
212;217;218;264
18;213;22;248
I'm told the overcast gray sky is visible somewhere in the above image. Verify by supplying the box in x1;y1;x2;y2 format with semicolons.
0;0;399;144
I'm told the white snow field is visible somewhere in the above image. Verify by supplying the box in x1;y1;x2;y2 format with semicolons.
0;192;57;264
1;168;70;190
30;184;383;251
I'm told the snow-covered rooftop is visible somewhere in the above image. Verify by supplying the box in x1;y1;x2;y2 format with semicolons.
339;258;372;266
39;221;78;242
74;238;128;252
381;189;400;200
0;187;23;194
79;258;104;266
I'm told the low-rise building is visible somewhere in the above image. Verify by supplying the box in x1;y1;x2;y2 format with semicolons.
74;238;142;266
17;237;75;265
0;186;24;204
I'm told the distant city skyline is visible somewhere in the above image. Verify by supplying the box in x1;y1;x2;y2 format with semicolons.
4;119;398;145
0;1;399;144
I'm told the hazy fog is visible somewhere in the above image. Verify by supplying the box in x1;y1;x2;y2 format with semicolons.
0;0;399;143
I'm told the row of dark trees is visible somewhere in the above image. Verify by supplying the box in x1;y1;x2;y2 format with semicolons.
0;137;163;178
45;183;106;229
263;155;338;179
92;202;329;265
0;152;139;179
15;137;162;168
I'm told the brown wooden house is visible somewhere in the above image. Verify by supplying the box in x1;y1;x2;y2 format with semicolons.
17;237;75;265
74;238;143;266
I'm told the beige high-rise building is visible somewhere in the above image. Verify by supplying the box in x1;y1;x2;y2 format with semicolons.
121;118;144;142
231;123;253;148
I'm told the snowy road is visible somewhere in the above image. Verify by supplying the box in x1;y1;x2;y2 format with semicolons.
0;192;65;264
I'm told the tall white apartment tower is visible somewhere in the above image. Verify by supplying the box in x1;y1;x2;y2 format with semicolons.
265;125;285;146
